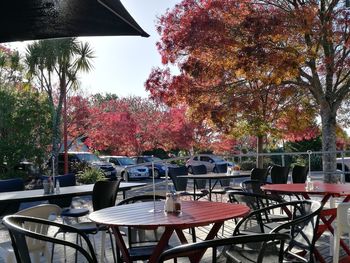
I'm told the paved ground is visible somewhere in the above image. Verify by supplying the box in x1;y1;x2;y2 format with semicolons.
0;177;340;262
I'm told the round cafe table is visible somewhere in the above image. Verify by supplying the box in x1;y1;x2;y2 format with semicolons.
89;200;250;263
262;182;350;263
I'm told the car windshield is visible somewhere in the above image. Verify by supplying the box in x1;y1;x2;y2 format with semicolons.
76;153;101;163
144;156;162;162
211;156;225;162
118;157;135;166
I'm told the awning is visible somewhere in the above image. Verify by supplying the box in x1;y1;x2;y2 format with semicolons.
0;0;149;43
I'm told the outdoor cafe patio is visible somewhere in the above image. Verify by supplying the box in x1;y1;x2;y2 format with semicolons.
0;160;347;263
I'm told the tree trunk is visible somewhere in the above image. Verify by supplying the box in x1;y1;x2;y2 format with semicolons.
320;105;337;183
256;135;264;168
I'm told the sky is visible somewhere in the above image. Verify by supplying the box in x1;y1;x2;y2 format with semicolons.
7;0;180;98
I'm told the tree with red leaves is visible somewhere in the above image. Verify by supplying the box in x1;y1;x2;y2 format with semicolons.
148;0;350;181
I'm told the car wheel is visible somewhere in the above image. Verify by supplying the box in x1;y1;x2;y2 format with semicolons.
188;166;193;174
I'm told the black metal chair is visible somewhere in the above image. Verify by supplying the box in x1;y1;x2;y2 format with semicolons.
168;166;206;200
270;166;290;184
211;163;234;201
3;215;98;263
47;173;90;220
241;179;264;194
292;165;308;183
57;179;121;262
0;178;24;217
116;195;175;262
251;168;268;184
190;165;209;199
158;233;289;263
233;200;322;263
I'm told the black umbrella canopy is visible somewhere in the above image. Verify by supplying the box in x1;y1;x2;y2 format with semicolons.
0;0;149;43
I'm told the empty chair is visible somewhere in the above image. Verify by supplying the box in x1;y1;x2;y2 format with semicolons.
0;178;24;217
158;233;289;263
0;204;62;263
292;165;308;183
168;166;206;199
190;165;209;199
334;202;350;263
241;179;264;194
211;163;233;201
3;215;98;263
270;165;290;184
47;173;90;220
251;168;268;184
233;200;322;262
117;195;170;262
58;180;121;262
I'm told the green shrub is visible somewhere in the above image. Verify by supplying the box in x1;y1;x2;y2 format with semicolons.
76;167;106;184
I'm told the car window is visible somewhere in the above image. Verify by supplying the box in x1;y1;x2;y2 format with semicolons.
211;156;225;162
76;153;100;163
200;156;211;162
144;157;162;162
109;158;120;166
118;157;135;166
193;156;198;161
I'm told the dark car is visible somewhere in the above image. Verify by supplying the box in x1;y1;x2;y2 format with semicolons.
57;152;117;180
131;156;176;178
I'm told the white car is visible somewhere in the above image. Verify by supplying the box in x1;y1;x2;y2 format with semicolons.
100;156;149;180
186;154;233;173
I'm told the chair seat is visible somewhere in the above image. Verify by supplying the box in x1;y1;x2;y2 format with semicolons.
127;244;173;261
224;241;281;263
61;208;89;218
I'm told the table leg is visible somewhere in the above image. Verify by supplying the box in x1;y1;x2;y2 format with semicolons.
193;179;196;200
208;179;212;201
111;226;131;263
190;222;224;262
148;227;175;263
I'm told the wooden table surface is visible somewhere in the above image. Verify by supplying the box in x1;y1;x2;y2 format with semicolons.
89;200;249;229
90;200;249;263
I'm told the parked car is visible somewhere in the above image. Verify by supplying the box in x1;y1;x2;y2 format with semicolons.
186;154;233;173
100;156;149;180
131;156;177;178
57;152;117;180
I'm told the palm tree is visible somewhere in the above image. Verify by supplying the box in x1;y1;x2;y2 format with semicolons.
25;38;94;175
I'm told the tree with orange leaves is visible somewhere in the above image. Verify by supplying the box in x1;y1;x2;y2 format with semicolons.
146;0;318;168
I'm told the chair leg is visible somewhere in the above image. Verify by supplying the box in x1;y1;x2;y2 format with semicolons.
101;231;106;263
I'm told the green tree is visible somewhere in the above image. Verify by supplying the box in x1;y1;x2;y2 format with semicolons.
0;86;51;177
25;38;94;175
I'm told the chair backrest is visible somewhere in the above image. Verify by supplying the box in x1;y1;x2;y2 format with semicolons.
228;191;283;211
270;166;290;184
240;179;264;194
233;200;322;262
158;233;289;263
117;194;165;206
0;178;25;216
3;215;98;263
191;165;207;189
15;204;62;252
47;173;76;208
92;179;121;211
0;178;24;192
291;165;308;183
168;166;188;192
214;163;228;173
334;202;350;263
251;168;268;184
